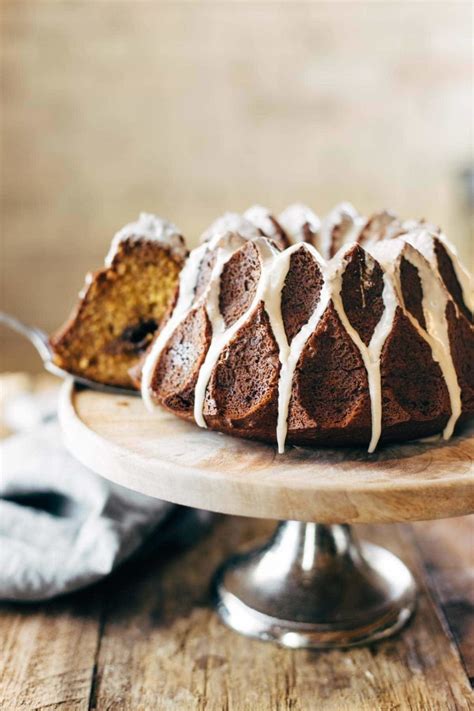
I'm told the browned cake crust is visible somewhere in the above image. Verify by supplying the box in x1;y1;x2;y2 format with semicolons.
50;238;185;388
143;228;473;450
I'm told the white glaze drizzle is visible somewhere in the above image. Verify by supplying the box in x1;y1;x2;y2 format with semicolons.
141;207;471;452
368;235;462;439
439;238;473;315
402;247;461;439
243;205;281;239
330;251;398;453
278;204;321;248
192;240;333;452
105;212;186;266
318;202;366;259
273;244;331;452
193;237;280;426
402;227;473;315
141;242;208;410
441;241;473;314
201;212;262;243
141;231;249;411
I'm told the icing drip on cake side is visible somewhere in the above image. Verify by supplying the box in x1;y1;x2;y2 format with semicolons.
141;232;249;411
369;235;463;439
403;248;462;439
329;250;398;453
141;242;209;410
192;238;278;427
403;228;473;316
440;240;473;315
273;244;331;452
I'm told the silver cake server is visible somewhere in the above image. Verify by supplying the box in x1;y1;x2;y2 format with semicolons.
0;311;140;397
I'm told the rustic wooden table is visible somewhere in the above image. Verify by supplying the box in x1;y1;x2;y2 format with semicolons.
0;376;473;710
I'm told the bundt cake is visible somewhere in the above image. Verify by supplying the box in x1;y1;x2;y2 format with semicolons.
141;204;473;452
50;213;187;389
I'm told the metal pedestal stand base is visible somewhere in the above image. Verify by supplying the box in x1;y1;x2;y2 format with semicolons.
212;522;416;649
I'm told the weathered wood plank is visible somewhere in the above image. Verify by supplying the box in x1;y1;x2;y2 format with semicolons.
412;516;474;683
1;374;472;709
89;517;473;711
0;518;471;710
0;596;101;710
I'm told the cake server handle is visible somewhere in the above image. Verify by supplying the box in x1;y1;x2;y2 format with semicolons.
0;311;53;364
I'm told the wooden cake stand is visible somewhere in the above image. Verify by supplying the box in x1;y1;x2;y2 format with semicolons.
59;381;474;649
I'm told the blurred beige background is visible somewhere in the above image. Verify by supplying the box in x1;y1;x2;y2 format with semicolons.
1;1;472;373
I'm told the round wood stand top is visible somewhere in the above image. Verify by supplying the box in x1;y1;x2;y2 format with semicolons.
59;381;474;524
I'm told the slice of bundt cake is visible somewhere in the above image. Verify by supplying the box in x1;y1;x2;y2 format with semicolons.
141;205;473;452
50;213;187;389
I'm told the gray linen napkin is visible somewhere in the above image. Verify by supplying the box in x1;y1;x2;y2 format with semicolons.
0;386;205;601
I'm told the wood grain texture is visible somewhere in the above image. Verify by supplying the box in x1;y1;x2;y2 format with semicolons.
59;383;474;524
0;596;101;710
1;374;473;709
411;516;474;684
88;519;474;711
1;517;472;711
